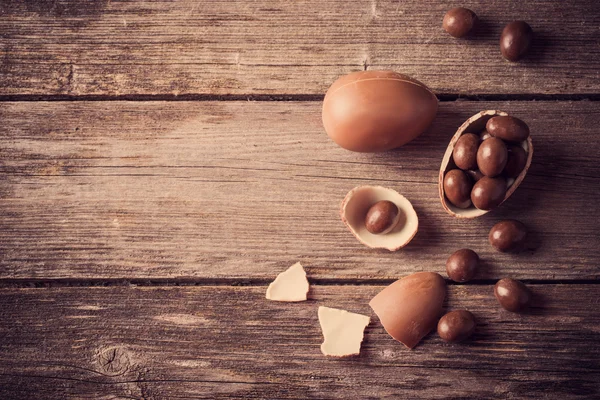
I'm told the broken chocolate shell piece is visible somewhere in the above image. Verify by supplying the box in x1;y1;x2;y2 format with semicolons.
369;272;446;349
266;262;309;302
340;186;418;251
318;306;370;357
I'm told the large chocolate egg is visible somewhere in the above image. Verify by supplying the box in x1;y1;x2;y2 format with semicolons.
322;71;438;152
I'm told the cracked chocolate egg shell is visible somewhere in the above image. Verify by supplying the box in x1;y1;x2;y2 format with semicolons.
322;70;438;152
340;186;418;251
370;272;446;349
439;110;533;218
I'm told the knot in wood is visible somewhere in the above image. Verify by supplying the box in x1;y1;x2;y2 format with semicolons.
96;346;131;376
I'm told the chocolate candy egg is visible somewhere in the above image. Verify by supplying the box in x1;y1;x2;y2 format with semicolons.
443;7;477;38
477;137;508;177
471;176;507;210
446;249;479;282
495;278;531;312
504;145;528;178
452;133;480;170
322;71;438;152
365;200;401;235
443;169;473;209
486;116;530;142
465;169;484;182
489;219;528;252
500;21;533;62
438;310;476;342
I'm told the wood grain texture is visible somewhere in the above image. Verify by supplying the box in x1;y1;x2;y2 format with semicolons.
0;285;598;399
1;100;599;280
1;0;599;97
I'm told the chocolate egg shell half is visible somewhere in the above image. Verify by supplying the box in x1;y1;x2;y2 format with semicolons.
370;272;446;349
340;186;418;251
322;70;438;152
439;110;533;218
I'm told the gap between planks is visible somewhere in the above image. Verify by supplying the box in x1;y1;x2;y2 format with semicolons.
0;93;600;102
0;277;598;289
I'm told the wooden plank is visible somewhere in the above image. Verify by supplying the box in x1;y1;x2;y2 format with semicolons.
1;0;599;96
1;100;599;281
0;285;598;399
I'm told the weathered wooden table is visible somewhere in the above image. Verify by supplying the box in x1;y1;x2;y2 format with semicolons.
1;1;599;399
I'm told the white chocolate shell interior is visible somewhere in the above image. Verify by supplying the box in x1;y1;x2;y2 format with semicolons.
439;110;534;218
318;306;370;357
266;262;309;302
341;186;419;251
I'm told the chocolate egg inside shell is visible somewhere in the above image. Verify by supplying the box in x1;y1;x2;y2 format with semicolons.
439;110;533;218
340;186;419;251
370;272;446;349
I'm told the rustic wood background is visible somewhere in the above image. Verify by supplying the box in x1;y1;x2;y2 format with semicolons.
1;1;599;399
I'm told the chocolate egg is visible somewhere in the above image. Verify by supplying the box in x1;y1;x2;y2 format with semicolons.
446;249;479;282
500;21;533;62
504;145;528;178
369;272;446;349
443;169;473;209
495;278;531;312
489;219;528;252
486;116;530;142
477;137;508;177
465;169;484;182
439;110;533;218
322;71;438;152
365;200;400;235
438;310;476;343
452;133;480;170
471;176;507;210
443;7;477;38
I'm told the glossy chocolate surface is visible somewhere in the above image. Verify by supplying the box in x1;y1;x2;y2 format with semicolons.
495;278;531;312
444;169;473;209
443;7;477;38
500;21;533;62
438;310;476;342
365;200;400;234
477;137;508;177
446;249;479;282
489;219;528;252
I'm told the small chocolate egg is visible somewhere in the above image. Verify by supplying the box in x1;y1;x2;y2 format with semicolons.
443;7;477;38
443;169;473;209
365;200;400;234
489;219;528;252
452;133;480;170
504;145;528;178
446;249;479;282
500;21;533;62
471;176;507;210
486;116;530;142
322;71;438;152
477;137;508;177
438;310;476;342
495;278;531;312
465;169;484;182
